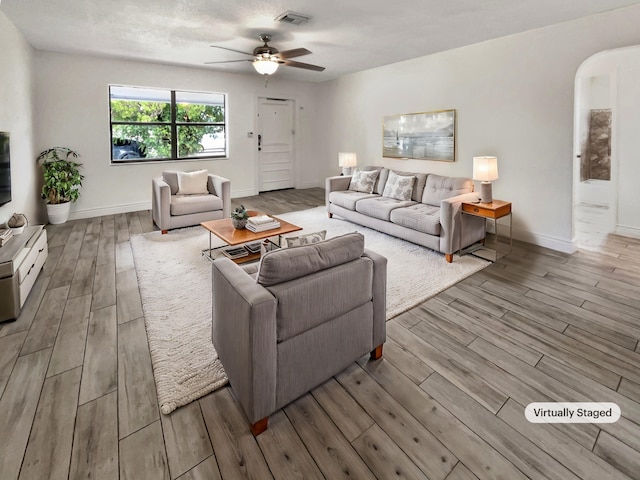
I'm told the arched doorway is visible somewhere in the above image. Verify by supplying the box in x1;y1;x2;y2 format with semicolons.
573;46;640;250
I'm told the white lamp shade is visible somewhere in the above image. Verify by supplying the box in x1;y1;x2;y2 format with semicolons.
253;58;279;75
473;156;499;182
338;152;357;168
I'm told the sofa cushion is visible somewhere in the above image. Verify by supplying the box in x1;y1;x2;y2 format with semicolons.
257;233;365;287
170;193;223;216
382;171;416;201
284;230;327;248
177;169;209;195
390;203;442;236
422;174;474;206
354;166;388;194
162;171;180;195
271;257;374;342
390;170;429;202
329;191;378;211
348;169;380;193
374;168;389;195
355;196;416;221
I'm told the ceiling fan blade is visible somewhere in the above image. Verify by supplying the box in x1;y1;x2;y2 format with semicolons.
204;59;252;65
210;45;254;56
278;48;312;59
283;60;325;72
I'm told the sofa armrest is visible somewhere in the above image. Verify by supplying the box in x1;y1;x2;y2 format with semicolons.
152;177;171;231
325;175;352;211
208;174;231;218
212;258;277;423
439;192;484;255
362;248;387;348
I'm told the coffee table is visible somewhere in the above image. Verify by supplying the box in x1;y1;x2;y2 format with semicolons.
201;214;302;264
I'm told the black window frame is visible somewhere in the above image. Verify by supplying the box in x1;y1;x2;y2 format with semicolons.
109;85;227;164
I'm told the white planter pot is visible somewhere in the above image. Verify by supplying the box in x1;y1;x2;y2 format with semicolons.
46;202;71;225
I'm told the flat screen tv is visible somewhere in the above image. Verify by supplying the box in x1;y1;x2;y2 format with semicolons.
0;132;10;206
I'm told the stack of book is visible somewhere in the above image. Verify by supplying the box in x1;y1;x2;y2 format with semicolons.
246;215;281;233
0;228;13;247
243;241;263;255
221;246;249;260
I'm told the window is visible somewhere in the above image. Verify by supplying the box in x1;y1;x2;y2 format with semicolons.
109;86;227;163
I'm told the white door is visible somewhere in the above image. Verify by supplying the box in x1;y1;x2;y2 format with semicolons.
258;98;294;192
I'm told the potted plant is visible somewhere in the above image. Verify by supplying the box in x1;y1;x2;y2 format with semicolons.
36;147;83;224
231;205;249;229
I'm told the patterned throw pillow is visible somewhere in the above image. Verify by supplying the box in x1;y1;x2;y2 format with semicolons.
382;171;416;201
284;230;327;248
348;169;380;194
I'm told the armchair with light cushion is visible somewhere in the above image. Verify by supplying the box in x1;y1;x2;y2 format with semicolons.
211;232;387;435
152;169;231;233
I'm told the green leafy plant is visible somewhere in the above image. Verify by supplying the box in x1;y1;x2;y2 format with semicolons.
36;147;83;204
231;205;249;221
110;100;224;158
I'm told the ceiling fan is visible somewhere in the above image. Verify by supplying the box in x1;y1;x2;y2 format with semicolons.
206;34;325;75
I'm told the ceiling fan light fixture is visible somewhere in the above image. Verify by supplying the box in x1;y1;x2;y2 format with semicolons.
253;58;279;75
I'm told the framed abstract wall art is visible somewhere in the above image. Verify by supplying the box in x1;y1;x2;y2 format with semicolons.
383;109;456;161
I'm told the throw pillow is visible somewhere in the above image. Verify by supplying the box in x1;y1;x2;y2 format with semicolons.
382;171;416;201
348;169;380;194
284;230;327;248
177;170;209;195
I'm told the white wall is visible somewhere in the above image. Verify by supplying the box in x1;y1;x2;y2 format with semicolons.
0;11;39;224
317;5;640;252
617;61;640;238
34;52;322;219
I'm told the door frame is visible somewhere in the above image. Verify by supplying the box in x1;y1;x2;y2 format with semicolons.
255;96;297;194
571;47;640;247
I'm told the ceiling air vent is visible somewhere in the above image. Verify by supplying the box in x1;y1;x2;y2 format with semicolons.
275;11;311;26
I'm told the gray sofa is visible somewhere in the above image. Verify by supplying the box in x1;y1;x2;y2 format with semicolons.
211;233;387;435
326;166;485;262
152;170;231;233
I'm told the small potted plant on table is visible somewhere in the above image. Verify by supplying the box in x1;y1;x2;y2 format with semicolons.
36;147;83;225
231;205;249;229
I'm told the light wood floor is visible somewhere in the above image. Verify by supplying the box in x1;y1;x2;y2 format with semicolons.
1;187;640;480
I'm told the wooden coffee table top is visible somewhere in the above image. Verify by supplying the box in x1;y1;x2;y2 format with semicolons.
201;215;302;246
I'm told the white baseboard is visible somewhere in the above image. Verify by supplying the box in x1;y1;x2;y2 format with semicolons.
69;201;151;220
512;227;577;254
615;224;640;239
231;188;256;198
297;180;322;189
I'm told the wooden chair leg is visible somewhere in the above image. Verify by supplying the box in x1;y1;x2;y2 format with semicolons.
161;230;168;235
328;212;333;218
251;417;268;436
445;253;453;263
370;344;383;360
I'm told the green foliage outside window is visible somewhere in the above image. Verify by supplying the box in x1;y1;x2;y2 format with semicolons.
110;89;226;161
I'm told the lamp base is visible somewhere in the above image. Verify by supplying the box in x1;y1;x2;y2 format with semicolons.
479;182;493;204
341;167;353;176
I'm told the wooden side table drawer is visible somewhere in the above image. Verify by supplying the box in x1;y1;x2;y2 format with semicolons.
462;201;512;219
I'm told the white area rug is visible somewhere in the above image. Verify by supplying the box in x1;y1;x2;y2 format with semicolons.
131;206;488;414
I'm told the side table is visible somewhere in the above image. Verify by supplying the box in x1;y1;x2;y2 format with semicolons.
460;200;512;261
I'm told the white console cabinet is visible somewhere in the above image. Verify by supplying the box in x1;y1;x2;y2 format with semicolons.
0;226;48;322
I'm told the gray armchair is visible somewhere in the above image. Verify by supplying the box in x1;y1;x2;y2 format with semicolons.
211;233;387;435
152;170;231;233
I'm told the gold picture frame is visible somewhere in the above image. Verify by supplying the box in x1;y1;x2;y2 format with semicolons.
383;109;456;161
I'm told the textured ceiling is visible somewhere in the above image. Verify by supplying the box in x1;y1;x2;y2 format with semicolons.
2;0;640;82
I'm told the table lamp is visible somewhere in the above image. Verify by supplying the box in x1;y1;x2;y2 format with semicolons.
473;156;499;203
338;152;357;176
